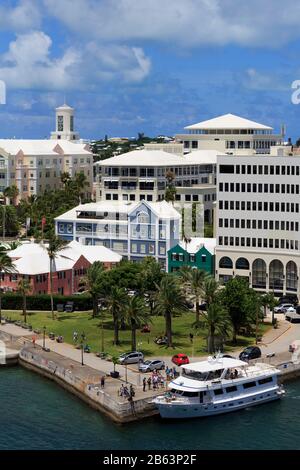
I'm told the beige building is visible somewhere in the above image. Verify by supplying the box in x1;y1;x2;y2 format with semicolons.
0;104;93;199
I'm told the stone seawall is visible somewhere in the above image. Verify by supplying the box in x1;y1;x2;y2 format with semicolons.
19;348;159;423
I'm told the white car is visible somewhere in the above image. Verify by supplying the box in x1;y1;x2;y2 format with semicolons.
138;359;165;372
274;303;294;313
119;351;144;364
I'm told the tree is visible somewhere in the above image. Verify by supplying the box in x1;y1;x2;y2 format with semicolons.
202;275;220;308
0;246;15;323
81;261;104;318
245;290;263;344
17;278;31;324
124;295;149;351
140;257;163;314
0;205;20;238
3;185;19;205
261;292;278;326
154;275;188;347
164;170;176;203
43;236;67;320
60;172;71;188
220;277;255;344
179;267;206;323
197;302;232;353
105;286;127;345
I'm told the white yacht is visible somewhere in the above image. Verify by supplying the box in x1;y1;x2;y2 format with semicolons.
153;355;284;419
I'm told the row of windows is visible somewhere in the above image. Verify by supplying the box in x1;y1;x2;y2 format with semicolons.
219;182;300;194
219;200;300;213
219;218;299;232
219;163;300;175
214;376;273;395
106;193;153;202
105;165;215;177
74;268;87;276
218;236;299;250
171;253;207;263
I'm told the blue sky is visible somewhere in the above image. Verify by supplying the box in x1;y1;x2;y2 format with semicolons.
0;0;300;140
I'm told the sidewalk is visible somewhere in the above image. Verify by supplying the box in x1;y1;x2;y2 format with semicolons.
259;316;291;346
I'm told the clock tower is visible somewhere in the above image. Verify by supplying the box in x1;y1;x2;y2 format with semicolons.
50;103;80;141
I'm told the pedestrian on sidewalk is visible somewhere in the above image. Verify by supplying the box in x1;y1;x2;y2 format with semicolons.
100;375;105;389
143;377;147;392
147;376;151;390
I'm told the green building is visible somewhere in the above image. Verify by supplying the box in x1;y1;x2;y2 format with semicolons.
168;238;215;274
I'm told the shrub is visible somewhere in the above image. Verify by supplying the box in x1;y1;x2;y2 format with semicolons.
1;293;93;311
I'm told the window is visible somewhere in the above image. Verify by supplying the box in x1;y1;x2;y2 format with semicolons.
243;381;256;389
214;389;224;396
131;243;137;253
225;386;237;393
258;377;273;385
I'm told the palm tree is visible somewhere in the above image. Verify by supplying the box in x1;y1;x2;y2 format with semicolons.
74;172;89;203
124;295;149;351
155;275;188;347
60;172;71;188
17;277;31;324
179;267;206;323
197;302;232;354
202;275;220;308
42;236;67;320
81;261;104;318
105;286;127;345
0;246;16;323
3;185;19;205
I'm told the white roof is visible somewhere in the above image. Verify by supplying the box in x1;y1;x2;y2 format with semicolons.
6;240;121;275
0;139;92;156
182;357;247;373
179;237;216;254
185;113;273;130
97;149;186;167
95;149;217;167
55;200;181;222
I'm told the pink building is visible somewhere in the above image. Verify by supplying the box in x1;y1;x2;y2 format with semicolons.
3;240;122;296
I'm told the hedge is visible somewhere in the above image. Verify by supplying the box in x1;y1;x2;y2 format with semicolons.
1;293;93;311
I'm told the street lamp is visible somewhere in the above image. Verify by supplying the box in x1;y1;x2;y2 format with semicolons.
42;325;46;350
81;332;86;366
99;299;105;353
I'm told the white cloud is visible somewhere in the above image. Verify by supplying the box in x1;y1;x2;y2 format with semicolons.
0;0;41;31
43;0;300;48
244;68;290;92
0;31;152;91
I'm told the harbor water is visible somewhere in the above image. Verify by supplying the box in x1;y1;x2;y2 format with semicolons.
1;367;300;450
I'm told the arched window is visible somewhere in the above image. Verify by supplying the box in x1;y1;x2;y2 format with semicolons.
252;259;266;289
219;256;233;269
137;211;149;224
269;260;284;290
236;258;250;270
286;261;298;292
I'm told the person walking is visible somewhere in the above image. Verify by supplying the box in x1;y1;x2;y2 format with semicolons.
100;375;105;389
189;332;194;343
143;377;147;392
147;376;151;390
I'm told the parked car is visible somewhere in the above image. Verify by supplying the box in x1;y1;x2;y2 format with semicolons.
118;351;144;364
172;353;190;366
138;359;165;372
239;346;261;361
274;303;294;313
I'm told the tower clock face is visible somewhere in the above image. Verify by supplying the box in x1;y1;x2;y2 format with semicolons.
58;115;64;131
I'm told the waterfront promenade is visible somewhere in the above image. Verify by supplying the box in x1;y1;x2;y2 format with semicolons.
1;316;300;422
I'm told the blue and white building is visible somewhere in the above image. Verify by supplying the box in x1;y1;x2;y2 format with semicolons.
55;200;181;270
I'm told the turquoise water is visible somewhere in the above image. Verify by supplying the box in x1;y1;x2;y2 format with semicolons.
1;367;300;450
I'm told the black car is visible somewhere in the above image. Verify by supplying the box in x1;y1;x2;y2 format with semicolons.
239;346;261;361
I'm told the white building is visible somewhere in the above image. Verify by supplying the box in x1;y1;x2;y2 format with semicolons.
215;145;300;297
175;113;283;154
0;103;93;198
94;149;217;223
55;199;181;271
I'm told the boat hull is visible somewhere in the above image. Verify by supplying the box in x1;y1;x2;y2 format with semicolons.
155;389;284;419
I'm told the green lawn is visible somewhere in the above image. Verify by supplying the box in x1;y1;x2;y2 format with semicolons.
4;309;272;357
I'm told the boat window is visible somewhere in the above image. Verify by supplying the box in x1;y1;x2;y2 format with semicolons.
214;388;224;396
182;370;209;381
258;377;273;385
243;381;256;389
226;385;237;393
182;391;199;397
